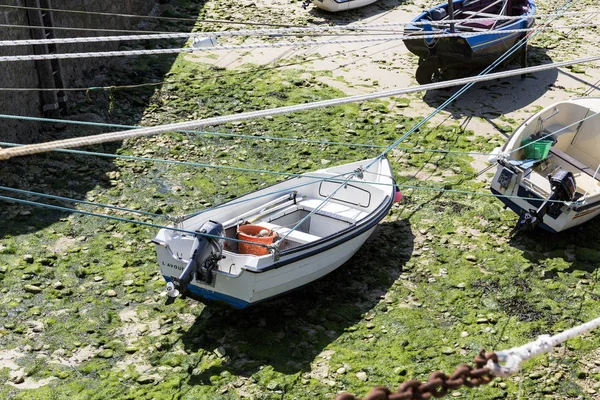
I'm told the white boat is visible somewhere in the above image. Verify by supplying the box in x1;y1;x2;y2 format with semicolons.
489;97;600;233
304;0;380;12
153;157;398;308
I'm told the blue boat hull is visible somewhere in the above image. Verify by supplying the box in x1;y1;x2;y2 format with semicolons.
403;0;536;83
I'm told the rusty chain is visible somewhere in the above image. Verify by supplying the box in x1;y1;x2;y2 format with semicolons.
336;350;498;400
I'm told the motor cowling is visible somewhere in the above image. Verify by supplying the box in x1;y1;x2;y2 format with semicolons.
168;220;224;300
548;169;576;202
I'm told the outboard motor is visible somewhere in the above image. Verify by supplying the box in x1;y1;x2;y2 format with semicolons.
166;220;224;302
513;169;576;233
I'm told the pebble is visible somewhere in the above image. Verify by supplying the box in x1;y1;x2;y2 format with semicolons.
336;367;346;374
23;254;34;264
356;371;368;381
136;375;156;384
97;349;114;359
123;280;134;286
465;255;477;262
53;281;64;290
94;276;104;282
460;331;469;338
105;290;117;297
215;346;227;358
23;284;42;294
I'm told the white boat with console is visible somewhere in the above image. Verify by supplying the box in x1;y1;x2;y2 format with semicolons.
489;97;600;233
153;157;398;308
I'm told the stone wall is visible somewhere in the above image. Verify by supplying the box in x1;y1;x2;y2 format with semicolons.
0;0;158;143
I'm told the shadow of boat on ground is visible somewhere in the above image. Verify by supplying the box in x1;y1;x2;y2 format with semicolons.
422;46;557;119
509;214;600;274
177;219;414;381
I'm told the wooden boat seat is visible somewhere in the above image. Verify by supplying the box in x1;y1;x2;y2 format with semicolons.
549;147;600;181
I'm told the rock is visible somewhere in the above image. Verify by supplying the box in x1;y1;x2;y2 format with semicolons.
123;280;134;287
137;375;156;384
460;331;469;338
336;367;346;374
105;290;117;297
23;254;34;264
53;281;64;290
97;349;114;359
11;375;25;384
214;346;227;358
24;284;42;294
356;371;368;381
465;254;477;262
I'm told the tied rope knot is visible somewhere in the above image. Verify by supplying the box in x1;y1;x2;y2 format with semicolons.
487;334;554;378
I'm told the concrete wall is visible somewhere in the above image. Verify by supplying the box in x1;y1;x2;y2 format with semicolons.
0;0;158;143
0;5;41;143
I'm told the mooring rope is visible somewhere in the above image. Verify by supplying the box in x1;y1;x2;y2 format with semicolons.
0;113;490;156
0;19;581;47
489;316;600;378
1;24;597;62
0;4;302;28
1;55;598;161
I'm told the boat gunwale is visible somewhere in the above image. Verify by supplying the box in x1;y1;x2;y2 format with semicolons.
241;191;394;273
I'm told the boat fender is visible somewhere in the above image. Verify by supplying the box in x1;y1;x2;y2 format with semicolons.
488;146;505;164
392;179;403;203
430;8;447;21
394;188;403;203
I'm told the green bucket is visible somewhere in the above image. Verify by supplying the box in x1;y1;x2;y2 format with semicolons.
521;139;553;160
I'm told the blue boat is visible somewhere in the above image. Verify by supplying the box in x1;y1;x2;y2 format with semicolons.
403;0;536;84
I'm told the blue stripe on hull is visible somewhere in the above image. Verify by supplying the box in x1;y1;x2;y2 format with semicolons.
163;276;250;309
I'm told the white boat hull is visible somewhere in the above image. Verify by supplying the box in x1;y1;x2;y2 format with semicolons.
156;225;377;308
490;97;600;233
313;0;380;12
154;157;395;307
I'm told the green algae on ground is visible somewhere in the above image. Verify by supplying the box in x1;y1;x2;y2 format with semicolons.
2;1;600;399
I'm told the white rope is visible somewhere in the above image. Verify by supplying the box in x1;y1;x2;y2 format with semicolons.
487;316;600;377
0;9;596;39
0;23;597;62
0;16;542;47
1;54;598;161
